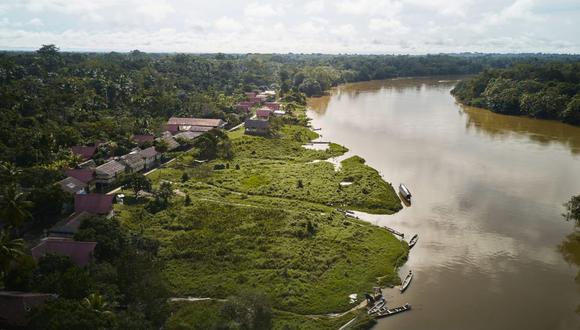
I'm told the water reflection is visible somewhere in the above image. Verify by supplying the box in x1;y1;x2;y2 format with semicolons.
307;77;580;330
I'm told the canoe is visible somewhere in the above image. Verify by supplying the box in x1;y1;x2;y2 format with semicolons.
400;270;413;293
375;303;412;318
367;298;386;315
408;234;419;248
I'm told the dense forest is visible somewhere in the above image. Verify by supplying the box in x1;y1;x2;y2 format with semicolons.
452;62;580;125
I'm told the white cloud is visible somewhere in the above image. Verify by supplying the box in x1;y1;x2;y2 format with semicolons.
305;0;325;14
136;0;175;22
27;18;44;27
368;17;408;34
214;16;243;32
336;0;402;16
243;2;281;18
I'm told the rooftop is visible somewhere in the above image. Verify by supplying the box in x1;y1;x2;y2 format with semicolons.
95;160;126;176
65;168;95;183
139;146;158;158
71;146;97;160
31;237;97;267
167;117;225;127
74;193;114;214
56;176;87;194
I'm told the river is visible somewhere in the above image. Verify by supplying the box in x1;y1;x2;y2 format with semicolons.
306;77;580;330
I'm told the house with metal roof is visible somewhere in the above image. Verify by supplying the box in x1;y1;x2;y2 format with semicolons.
245;119;270;136
31;237;97;267
0;291;57;327
95;160;126;185
56;176;87;195
120;152;145;173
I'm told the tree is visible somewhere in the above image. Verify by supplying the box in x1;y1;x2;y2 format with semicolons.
220;291;273;330
562;95;580;125
184;195;192;206
28;299;115;330
156;182;174;206
564;195;580;227
0;185;33;229
126;173;152;195
75;216;125;262
0;229;25;286
82;293;113;315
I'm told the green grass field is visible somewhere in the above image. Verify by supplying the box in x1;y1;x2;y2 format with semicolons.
115;117;406;328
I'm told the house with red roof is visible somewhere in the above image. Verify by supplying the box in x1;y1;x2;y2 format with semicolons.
74;193;114;215
131;134;155;146
264;102;280;110
64;168;96;192
0;291;57;327
31;237;97;267
71;146;97;160
256;107;273;120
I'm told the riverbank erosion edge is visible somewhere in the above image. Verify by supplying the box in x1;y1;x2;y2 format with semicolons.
114;107;406;328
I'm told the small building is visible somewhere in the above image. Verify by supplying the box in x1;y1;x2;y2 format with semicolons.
249;96;262;104
31;237;97;267
65;168;96;191
166;117;225;135
245;119;270;136
71;145;97;161
264;102;280;110
256;107;273;120
74;193;114;215
273;110;286;117
95;160;126;185
174;131;204;142
245;91;257;98
139;146;160;170
56;176;87;195
48;211;91;238
131;134;155;146
0;291;57;327
120;152;145;173
156;135;180;151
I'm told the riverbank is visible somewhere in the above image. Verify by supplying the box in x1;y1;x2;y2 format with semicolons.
114;105;407;328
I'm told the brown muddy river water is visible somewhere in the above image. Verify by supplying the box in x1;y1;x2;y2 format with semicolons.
307;77;580;330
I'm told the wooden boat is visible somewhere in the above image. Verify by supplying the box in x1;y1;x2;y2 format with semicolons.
408;234;419;248
400;270;413;293
399;184;412;202
375;303;411;318
367;298;386;315
384;226;405;238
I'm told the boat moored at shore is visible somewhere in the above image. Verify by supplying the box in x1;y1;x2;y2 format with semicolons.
408;234;419;249
400;270;413;293
399;184;412;202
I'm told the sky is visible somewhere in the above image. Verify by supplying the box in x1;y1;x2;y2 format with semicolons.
1;0;580;54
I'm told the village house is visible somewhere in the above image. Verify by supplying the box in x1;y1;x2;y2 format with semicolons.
56;176;87;195
48;211;91;238
256;107;273;120
245;119;270;136
74;193;114;216
0;291;57;327
95;160;126;185
245;91;257;98
65;168;96;191
264;102;280;110
157;134;180;151
120;152;145;173
166;117;225;135
139;146;160;170
174;131;204;142
131;134;155;146
31;237;97;267
236;101;255;113
71;145;97;161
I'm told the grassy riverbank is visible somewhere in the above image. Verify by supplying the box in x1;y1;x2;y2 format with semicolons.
114;114;406;328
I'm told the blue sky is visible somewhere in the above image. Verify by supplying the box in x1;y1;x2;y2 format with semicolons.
1;0;579;53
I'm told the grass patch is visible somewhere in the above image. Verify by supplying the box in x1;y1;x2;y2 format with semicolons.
114;110;406;327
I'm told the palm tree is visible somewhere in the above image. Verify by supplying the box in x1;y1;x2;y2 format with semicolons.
82;293;113;315
0;229;25;286
0;185;33;229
